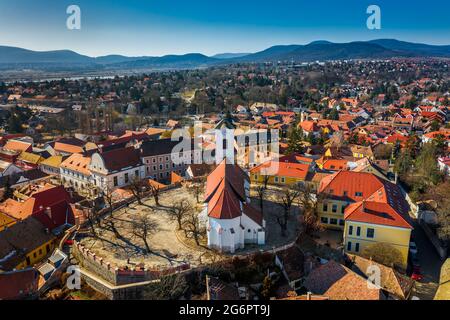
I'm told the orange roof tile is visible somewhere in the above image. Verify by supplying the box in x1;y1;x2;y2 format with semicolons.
60;153;91;176
319;171;411;228
54;142;84;154
3;140;32;153
250;161;309;180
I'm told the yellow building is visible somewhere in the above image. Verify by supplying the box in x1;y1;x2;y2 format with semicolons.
250;160;310;187
349;144;374;160
0;217;56;271
0;212;17;232
343;202;412;268
318;171;413;268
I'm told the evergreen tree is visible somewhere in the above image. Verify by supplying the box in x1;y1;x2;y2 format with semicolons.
287;127;304;154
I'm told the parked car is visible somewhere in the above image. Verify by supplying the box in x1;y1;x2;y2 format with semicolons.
411;271;423;281
409;242;418;256
411;266;423;281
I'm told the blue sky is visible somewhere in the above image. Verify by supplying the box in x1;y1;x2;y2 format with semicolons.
1;0;450;57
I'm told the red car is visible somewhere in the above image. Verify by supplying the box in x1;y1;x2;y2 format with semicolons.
411;267;423;281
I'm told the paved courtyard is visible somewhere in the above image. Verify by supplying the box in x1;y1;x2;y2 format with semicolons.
78;185;300;269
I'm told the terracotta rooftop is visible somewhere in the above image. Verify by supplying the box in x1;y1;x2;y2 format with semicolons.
250;160;310;180
205;160;262;224
303;260;385;300
319;171;411;229
3;140;32;153
60;153;91;176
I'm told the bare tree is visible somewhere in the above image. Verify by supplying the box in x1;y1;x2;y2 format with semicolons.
330;131;345;151
85;207;100;238
100;185;123;238
149;182;161;206
103;185;116;218
190;182;204;204
131;213;159;253
294;183;327;236
129;176;146;205
262;175;270;190
183;211;205;246
169;200;192;230
255;186;266;215
143;274;189;300
277;187;300;237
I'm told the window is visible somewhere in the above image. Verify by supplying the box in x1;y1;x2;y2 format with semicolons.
343;191;348;196
339;219;345;226
349;225;353;235
332;204;338;213
355;243;360;252
281;177;285;183
357;226;361;237
113;176;118;187
274;177;279;183
341;206;345;214
159;164;163;170
135;170;139;177
321;217;329;224
323;203;328;212
124;173;129;183
330;218;338;225
347;242;352;251
367;228;375;238
355;192;363;197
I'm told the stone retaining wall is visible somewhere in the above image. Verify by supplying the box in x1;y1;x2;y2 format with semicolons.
72;241;191;286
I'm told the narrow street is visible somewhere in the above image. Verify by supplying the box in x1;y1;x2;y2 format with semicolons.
410;220;443;300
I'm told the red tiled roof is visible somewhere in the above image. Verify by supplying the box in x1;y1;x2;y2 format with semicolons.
0;269;39;300
320;171;411;228
171;172;184;184
299;121;319;132
250;161;309;180
54;142;84;154
0;185;75;230
322;159;349;171
304;260;384;300
3;140;32;153
205;160;255;222
345;201;412;229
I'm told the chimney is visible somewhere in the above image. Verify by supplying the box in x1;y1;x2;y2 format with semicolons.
45;207;52;220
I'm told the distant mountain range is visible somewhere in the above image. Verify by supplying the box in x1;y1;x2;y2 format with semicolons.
1;39;450;73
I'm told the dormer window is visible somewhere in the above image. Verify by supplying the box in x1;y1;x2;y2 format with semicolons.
355;192;363;197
